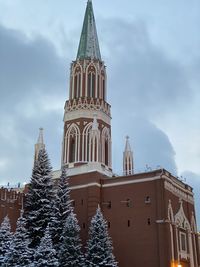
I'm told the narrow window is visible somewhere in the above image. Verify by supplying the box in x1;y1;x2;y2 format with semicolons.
126;199;131;208
69;138;75;163
105;140;108;166
81;199;84;205
74;75;77;98
128;220;130;227
108;222;111;228
87;71;95;98
147;218;151;225
77;72;81;98
180;232;187;252
83;223;86;229
91;73;95;98
145;196;151;204
87;73;91;97
102;79;105;100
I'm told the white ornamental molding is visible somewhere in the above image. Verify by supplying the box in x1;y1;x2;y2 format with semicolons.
164;181;194;204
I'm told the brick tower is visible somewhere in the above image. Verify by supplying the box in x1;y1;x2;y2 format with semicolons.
62;0;112;176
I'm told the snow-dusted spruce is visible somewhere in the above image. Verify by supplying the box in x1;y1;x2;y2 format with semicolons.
32;224;59;267
0;216;13;265
85;207;118;267
25;148;54;248
59;210;85;267
51;167;72;248
3;214;32;267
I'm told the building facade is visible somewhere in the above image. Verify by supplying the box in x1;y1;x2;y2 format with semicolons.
0;1;200;266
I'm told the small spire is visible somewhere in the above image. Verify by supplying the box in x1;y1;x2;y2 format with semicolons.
34;128;45;164
77;0;101;60
37;127;44;144
125;136;132;152
123;136;134;176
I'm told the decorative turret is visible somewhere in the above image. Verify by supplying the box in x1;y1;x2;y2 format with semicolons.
62;0;112;176
34;128;45;164
123;136;134;175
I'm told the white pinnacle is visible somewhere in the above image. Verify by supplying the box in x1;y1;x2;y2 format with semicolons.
124;136;132;152
37;128;44;144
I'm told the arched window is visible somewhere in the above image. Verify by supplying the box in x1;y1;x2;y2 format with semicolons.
74;72;81;99
102;127;111;167
65;124;80;164
87;71;96;98
69;138;75;163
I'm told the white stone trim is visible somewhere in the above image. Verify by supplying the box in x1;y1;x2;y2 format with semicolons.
164;180;194;204
64;109;111;125
70;182;101;190
103;175;161;188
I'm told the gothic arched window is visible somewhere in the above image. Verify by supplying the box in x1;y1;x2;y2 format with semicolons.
65;124;80;164
69;138;75;163
87;71;96;98
74;72;81;99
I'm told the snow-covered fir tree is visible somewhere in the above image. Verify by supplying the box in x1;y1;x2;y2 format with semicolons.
25;148;54;248
3;213;32;267
0;215;12;265
59;210;85;267
85;207;118;267
51;167;72;248
32;224;59;267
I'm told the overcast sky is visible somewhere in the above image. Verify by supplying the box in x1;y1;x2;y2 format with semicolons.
0;0;199;224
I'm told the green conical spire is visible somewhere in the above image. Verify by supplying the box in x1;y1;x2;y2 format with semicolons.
77;0;101;60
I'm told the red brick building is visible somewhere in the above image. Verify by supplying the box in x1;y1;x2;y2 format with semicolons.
0;1;200;266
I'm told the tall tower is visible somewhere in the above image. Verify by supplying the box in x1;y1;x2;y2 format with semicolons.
123;136;134;175
62;0;112;176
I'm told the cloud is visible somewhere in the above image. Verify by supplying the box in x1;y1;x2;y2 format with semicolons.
112;116;177;175
100;18;193;120
0;24;68;185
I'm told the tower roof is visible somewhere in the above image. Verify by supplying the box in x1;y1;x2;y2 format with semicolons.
77;0;101;61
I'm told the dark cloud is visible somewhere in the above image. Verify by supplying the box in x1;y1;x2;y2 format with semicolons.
100;18;193;119
0;25;68;107
0;24;68;185
112;116;177;175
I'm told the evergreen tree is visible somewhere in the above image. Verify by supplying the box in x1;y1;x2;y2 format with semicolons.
25;148;54;248
32;224;59;267
85;207;118;267
59;210;85;267
4;214;32;267
51;167;72;248
0;215;12;265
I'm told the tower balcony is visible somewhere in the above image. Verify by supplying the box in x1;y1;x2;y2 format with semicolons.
64;97;111;117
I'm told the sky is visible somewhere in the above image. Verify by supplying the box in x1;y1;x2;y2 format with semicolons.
0;0;199;224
